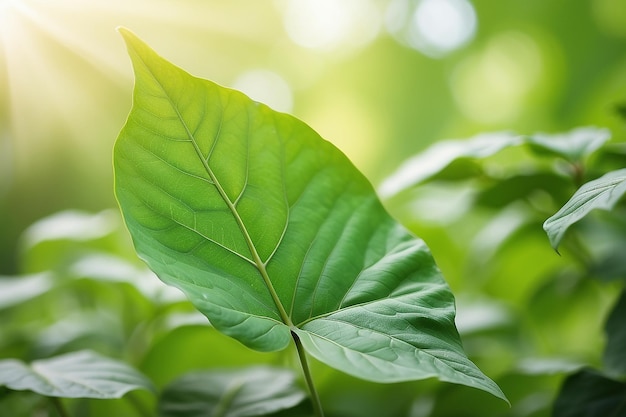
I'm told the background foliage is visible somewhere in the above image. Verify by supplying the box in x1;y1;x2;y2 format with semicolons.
1;1;625;416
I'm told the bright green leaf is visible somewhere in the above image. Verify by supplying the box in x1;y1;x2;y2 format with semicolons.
603;290;626;376
158;367;307;417
527;126;611;162
543;168;626;250
553;369;626;417
378;132;522;198
114;29;507;402
0;350;154;398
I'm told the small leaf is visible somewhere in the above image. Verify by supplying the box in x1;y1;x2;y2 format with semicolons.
553;368;626;417
604;290;626;376
527;126;611;162
543;169;626;250
0;350;154;398
158;367;307;417
379;132;522;197
114;29;506;402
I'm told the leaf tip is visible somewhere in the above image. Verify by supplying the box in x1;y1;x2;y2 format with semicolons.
116;27;141;50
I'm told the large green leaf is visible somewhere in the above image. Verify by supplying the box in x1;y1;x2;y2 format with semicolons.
0;350;153;398
158;367;307;417
114;28;506;401
544;168;626;250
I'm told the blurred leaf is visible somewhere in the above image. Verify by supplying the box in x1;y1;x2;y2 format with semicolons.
515;358;584;376
475;173;572;208
32;312;125;357
553;368;626;417
140;326;279;389
0;350;154;398
68;252;185;304
526;272;611;358
591;250;626;282
18;210;125;274
527;127;611;162
158;367;307;417
603;290;626;376
114;29;506;401
20;210;119;250
543;168;626;251
379;132;522;198
0;273;54;310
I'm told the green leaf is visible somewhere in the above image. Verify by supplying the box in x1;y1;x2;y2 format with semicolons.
527;126;611;162
475;173;572;209
553;369;626;417
0;350;154;398
158;367;307;417
113;28;506;402
543;168;626;250
378;132;522;197
603;290;626;376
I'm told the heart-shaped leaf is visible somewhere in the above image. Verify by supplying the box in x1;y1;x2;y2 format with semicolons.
0;350;154;398
158;367;307;417
544;168;626;250
114;28;506;402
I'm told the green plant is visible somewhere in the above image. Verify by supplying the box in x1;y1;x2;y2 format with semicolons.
112;28;506;416
1;25;624;417
381;125;626;416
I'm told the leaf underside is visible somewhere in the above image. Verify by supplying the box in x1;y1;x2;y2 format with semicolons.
158;367;307;417
0;350;153;398
114;28;506;402
544;168;626;250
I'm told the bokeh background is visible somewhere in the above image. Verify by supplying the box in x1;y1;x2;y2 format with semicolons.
2;0;625;274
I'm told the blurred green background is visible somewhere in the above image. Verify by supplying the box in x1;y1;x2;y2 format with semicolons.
2;0;625;274
1;1;626;416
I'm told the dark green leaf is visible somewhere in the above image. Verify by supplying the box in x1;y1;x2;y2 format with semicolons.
604;290;626;376
0;350;154;398
544;169;626;250
113;29;506;402
475;173;572;208
553;368;626;417
158;367;307;417
379;132;522;197
527;127;611;162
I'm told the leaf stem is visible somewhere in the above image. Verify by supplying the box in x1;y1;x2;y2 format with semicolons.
51;397;70;417
292;331;325;417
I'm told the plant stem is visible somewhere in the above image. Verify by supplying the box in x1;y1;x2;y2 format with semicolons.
51;397;70;417
292;331;325;417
